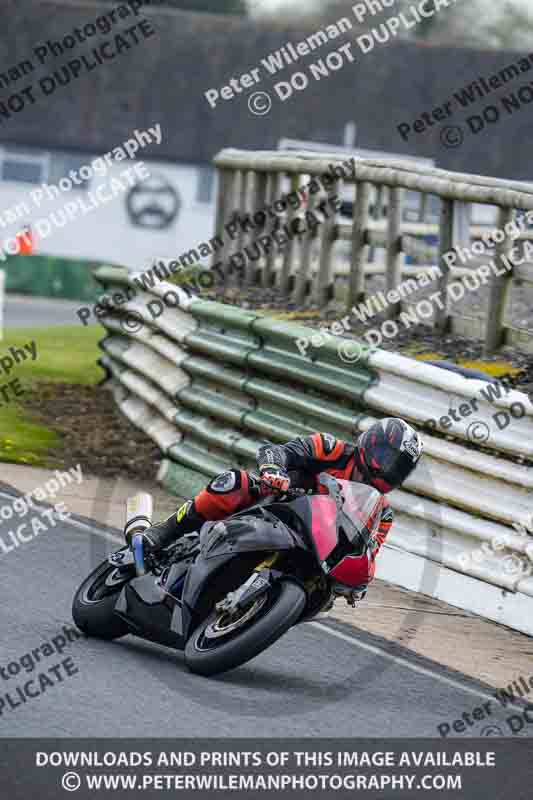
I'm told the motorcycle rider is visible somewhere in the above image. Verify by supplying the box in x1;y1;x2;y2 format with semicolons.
129;418;423;598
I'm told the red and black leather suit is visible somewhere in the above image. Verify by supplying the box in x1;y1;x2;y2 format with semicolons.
152;434;393;588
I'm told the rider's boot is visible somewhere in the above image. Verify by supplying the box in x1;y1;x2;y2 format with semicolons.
126;500;204;556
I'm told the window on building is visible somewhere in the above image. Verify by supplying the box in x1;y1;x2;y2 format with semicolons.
0;148;48;184
48;153;91;191
196;165;215;204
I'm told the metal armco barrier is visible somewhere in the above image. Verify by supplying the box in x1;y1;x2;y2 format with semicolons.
213;148;533;355
95;266;533;637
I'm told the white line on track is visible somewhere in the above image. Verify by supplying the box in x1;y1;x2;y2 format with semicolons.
310;621;496;704
60;514;123;546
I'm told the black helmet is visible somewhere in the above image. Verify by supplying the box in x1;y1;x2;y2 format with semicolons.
356;418;423;493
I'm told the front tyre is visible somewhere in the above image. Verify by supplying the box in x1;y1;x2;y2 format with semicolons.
184;579;306;677
72;559;132;640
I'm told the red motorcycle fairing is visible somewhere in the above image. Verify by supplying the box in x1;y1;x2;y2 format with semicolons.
329;554;371;588
309;495;338;560
308;479;385;588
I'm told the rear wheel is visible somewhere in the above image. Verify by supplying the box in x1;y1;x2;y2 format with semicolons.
184;579;306;677
72;559;133;640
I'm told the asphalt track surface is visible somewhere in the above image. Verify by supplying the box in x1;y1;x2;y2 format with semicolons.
4;295;83;328
0;487;531;739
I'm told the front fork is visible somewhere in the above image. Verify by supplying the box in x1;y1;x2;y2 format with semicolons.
215;552;283;617
254;552;280;571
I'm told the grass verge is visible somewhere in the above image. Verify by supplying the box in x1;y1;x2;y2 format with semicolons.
0;324;103;465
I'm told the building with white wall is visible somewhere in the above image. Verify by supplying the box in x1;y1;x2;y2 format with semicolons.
0;142;216;269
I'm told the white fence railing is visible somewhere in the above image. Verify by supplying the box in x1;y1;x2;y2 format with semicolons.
212;148;533;355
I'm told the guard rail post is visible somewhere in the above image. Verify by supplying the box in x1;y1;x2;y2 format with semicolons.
242;171;258;286
293;189;318;306
236;169;250;278
434;197;453;334
211;167;233;275
484;206;515;356
250;169;269;285
223;170;244;285
385;186;403;319
315;177;339;308
262;170;281;289
279;173;301;294
347;181;370;311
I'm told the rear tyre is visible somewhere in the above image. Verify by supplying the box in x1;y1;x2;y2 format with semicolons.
184;579;306;677
72;559;132;640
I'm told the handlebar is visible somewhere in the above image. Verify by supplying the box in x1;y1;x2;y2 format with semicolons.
258;479;307;501
282;487;308;500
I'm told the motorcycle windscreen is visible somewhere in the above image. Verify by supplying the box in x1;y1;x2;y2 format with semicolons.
309;481;384;563
336;480;384;544
329;481;385;587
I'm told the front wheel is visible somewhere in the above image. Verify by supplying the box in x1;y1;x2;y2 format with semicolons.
184;579;306;677
72;559;133;640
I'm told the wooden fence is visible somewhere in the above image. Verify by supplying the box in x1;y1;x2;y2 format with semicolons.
212;148;533;355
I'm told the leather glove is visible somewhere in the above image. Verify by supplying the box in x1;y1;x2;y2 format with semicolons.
258;464;291;495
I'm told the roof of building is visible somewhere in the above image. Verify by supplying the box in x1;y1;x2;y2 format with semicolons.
0;1;530;179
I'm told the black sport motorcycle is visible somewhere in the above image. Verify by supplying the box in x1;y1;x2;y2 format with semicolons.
72;474;384;676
